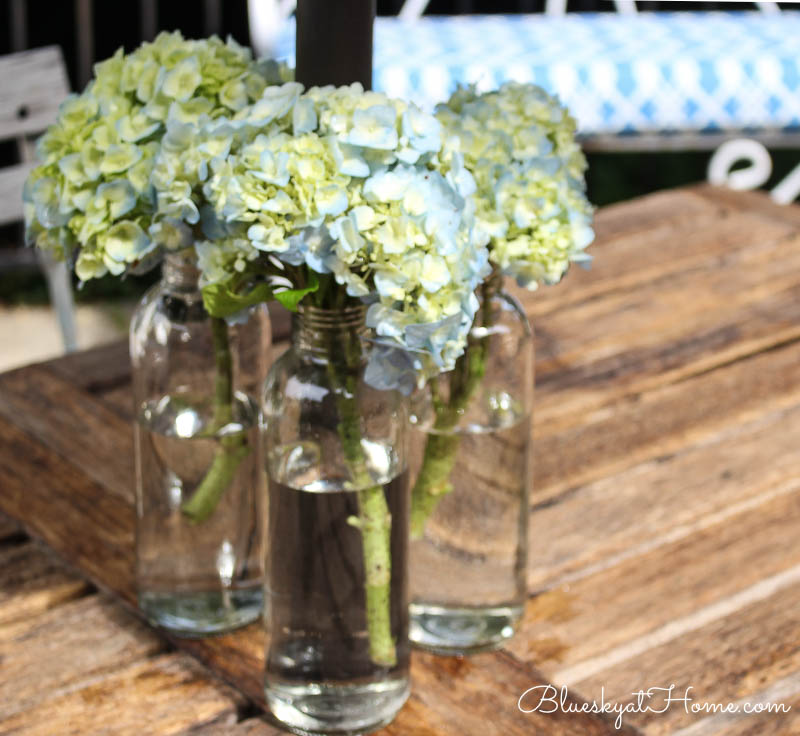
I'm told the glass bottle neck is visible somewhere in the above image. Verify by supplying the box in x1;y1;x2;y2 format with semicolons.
479;267;503;303
292;304;368;361
162;249;201;292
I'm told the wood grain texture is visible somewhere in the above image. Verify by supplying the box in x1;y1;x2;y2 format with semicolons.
48;339;132;392
0;374;617;734
571;578;800;734
0;652;242;736
0;512;22;543
0;366;135;501
522;187;747;319
530;212;800;420
187;717;285;735
0;542;89;626
532;336;800;503
0;594;164;719
688;686;800;736
528;398;800;590
2;186;798;734
511;486;800;674
0;412;136;599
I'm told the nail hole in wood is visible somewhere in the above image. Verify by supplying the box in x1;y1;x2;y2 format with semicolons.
17;105;30;120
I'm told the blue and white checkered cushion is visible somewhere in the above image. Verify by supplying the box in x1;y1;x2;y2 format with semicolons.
273;12;800;140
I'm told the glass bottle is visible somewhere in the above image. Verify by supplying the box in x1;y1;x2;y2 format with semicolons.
262;304;410;735
408;270;533;654
130;249;271;636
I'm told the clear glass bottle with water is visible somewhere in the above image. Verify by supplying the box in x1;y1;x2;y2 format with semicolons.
408;270;533;654
262;304;410;735
130;249;271;636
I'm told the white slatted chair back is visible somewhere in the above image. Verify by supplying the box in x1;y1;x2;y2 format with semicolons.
0;46;77;351
0;46;70;225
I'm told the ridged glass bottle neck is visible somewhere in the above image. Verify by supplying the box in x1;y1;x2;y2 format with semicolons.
292;304;368;359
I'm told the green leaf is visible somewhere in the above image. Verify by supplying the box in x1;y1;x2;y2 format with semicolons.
202;281;274;318
274;271;319;312
202;271;319;318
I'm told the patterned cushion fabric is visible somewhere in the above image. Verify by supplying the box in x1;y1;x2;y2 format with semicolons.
273;12;800;140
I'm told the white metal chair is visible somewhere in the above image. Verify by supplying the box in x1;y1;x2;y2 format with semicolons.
0;46;77;352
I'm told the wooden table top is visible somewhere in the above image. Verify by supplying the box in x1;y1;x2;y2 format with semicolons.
1;184;799;735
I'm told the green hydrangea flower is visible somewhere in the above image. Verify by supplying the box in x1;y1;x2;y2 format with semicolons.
435;82;594;290
24;31;290;282
199;82;490;372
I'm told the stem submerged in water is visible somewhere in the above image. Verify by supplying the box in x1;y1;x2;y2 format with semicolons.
329;335;397;668
409;282;494;539
181;317;250;524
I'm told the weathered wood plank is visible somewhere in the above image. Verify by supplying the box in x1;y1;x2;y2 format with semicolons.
47;340;132;392
694;183;800;228
0;652;242;736
510;485;800;675
186;717;284;735
533;334;800;501
527;398;800;590
0;415;136;598
701;686;800;736
0;541;89;626
522;186;800;329
395;650;637;736
0;594;164;719
521;187;728;317
568;579;800;734
0;366;135;501
100;383;135;418
531;214;800;419
0;512;22;543
0;385;620;734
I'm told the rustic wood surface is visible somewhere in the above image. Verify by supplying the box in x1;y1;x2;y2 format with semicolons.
1;185;798;734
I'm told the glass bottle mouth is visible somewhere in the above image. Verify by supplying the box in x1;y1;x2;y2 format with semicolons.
293;303;368;356
163;249;201;290
295;303;368;331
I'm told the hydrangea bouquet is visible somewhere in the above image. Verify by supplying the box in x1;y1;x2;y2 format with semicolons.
24;32;292;528
186;81;489;666
409;82;594;537
23;29;591;671
24;37;489;667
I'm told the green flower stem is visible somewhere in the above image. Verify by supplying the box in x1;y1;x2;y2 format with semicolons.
181;433;250;523
329;340;397;668
409;430;461;538
181;316;250;524
210;316;234;427
409;282;494;539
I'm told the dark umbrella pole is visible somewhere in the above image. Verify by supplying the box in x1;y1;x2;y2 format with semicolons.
294;0;397;668
296;0;375;89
